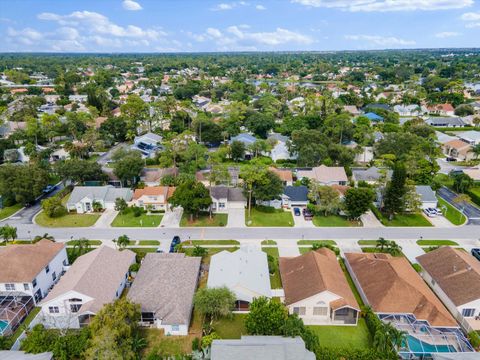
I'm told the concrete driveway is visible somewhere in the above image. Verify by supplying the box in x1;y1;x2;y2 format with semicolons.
426;214;455;228
291;207;314;228
160;207;183;228
360;210;383;228
94;209;118;228
437;187;480;224
227;208;246;228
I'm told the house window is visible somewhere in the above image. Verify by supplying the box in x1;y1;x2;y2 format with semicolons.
5;284;15;291
171;325;180;332
23;283;29;291
293;307;306;316
70;304;81;313
45;265;50;274
462;309;475;317
313;307;328;316
52;272;56;281
49;306;60;314
32;278;37;288
219;202;226;209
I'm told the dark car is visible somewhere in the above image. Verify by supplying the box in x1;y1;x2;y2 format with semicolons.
169;236;181;253
293;207;301;216
471;248;480;261
303;209;313;221
43;185;56;194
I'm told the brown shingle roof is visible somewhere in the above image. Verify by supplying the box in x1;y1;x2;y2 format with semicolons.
417;247;480;307
269;167;293;183
0;240;65;283
133;186;175;201
345;252;456;327
279;248;359;310
297;165;348;184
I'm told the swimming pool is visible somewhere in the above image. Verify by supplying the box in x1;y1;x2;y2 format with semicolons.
406;335;456;354
0;320;9;334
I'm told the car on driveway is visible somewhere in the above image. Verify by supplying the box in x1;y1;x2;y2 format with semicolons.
302;208;313;221
423;208;437;217
471;248;480;261
169;236;181;253
293;207;301;216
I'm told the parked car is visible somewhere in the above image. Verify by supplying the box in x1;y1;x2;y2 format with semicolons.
293;207;301;216
169;236;181;253
423;208;436;217
155;248;164;253
42;185;56;194
303;209;313;221
471;248;480;261
434;208;443;216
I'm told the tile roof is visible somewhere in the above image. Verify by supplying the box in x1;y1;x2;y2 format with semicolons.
297;165;348;184
269;167;293;183
0;240;65;283
345;252;456;327
132;186;175;201
127;253;201;325
280;248;359;310
417;247;480;307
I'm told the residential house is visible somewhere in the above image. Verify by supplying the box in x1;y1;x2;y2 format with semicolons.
394;104;428;117
363;112;384;122
363;103;391;112
417;247;480;332
127;253;201;336
268;134;296;162
428;104;455;116
66;186;133;214
140;167;178;187
208;247;271;311
297;165;348;186
131;132;163;158
0;240;67;305
415;185;438;210
210;186;247;214
435;131;458;145
40;246;135;329
131;186;175;212
68;95;88;103
352;167;392;185
343;105;360;116
443;139;474;161
458;131;480;146
281;186;309;208
269;167;293;186
229;133;257;147
463;168;480;182
211;336;315;360
426;117;467;128
196;167;240;187
279;248;360;326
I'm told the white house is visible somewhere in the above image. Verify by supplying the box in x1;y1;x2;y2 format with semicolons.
393;104;428;117
208;247;271;311
417;247;480;332
0;240;67;304
131;132;163;158
458;131;480;146
131;186;175;212
127;253;201;336
40;246;135;329
268;134;296;163
66;186;133;214
210;186;246;214
279;248;360;326
415;185;438;210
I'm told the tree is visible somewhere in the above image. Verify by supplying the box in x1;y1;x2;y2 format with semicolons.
55;159;105;184
230;140;246;162
454;104;474;116
246;113;275;138
120;95;149;134
245;297;288;336
194;286;236;323
168;179;212;220
115;235;130;250
472;144;480;160
309;183;342;216
376;237;389;251
383;162;407;217
240;167;283;216
192;245;208;258
113;151;144;187
41;196;67;218
0;164;49;205
344;187;375;219
114;198;128;213
451;172;474;193
454;193;471;213
0;225;17;244
69;238;92;263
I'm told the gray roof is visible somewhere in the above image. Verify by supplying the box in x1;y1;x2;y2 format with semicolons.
230;133;257;145
432;354;480;360
415;185;437;203
0;351;53;360
67;186;133;206
210;186;246;202
352;167;392;182
426;117;466;127
127;253;201;325
211;336;316;360
283;186;308;202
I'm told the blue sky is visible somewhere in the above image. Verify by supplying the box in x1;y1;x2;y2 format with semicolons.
0;0;479;52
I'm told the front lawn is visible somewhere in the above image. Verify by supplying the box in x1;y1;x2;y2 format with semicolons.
262;247;281;289
308;318;371;350
213;314;247;339
180;213;228;227
312;215;361;227
437;197;466;226
374;211;432;227
0;203;22;220
138;240;160;246
190;240;240;245
298;240;337;246
417;240;458;246
246;207;294;227
111;212;162;227
35;211;100;227
66;240;102;246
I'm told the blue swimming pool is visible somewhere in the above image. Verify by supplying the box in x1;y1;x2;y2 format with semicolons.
0;320;8;334
407;335;456;354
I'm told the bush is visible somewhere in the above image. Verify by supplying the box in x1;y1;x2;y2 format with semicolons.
145;158;158;166
468;189;480;207
468;331;480;350
129;263;140;272
132;206;144;217
201;332;220;348
191;337;201;351
267;254;278;275
41;196;67;218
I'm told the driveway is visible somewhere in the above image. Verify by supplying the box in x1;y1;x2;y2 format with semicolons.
397;239;425;264
291;207;314;228
360;210;383;228
436;158;466;175
160;207;183;228
426;214;455;228
94;209;118;228
227;208;246;228
437;187;480;224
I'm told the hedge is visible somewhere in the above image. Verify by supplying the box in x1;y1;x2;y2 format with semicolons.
467;189;480;207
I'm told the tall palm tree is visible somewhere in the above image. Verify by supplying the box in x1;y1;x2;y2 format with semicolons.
376;237;388;251
388;242;403;257
471;144;480;160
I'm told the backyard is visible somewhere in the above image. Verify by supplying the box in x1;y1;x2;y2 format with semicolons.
213;314;247;339
308;318;371;350
111;212;162;227
246;207;294;227
35;211;100;227
180;213;228;227
312;215;361;227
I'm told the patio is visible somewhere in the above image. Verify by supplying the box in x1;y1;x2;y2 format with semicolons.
0;292;35;336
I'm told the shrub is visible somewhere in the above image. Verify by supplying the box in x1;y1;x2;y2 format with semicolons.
41;196;67;218
132;206;144;217
468;189;480;207
129;263;140;272
201;332;220;348
267;254;278;275
191;337;201;351
468;331;480;350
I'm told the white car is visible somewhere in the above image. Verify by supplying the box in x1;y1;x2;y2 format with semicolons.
423;208;436;217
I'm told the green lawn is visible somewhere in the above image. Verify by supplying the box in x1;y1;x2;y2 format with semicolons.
66;240;102;246
357;240;380;246
183;247;238;265
437;197;467;226
312;215;361;227
0;203;22;220
375;212;433;227
180;213;228;227
36;211;100;227
111;212;162;227
190;240;240;245
213;314;247;339
261;240;277;245
262;247;282;289
417;240;458;246
434;173;454;188
308;318;371;350
246;207;294;227
141;328;194;357
470;187;480;196
298;240;336;245
338;258;365;307
138;240;160;246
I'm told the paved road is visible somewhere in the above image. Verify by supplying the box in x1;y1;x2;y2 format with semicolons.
437;186;480;224
436;158;466;175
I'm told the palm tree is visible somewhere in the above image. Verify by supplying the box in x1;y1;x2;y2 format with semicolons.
388;242;403;257
0;225;17;244
33;233;55;243
72;238;91;258
376;237;388;251
389;325;407;351
471;144;480;160
131;333;147;360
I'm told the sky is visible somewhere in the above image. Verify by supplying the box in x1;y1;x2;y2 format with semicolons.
0;0;479;53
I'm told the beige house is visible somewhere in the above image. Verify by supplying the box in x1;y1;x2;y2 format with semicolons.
443;139;474;161
131;186;175;211
297;165;348;186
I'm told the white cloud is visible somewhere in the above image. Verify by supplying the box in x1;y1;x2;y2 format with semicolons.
256;4;267;10
206;27;223;38
7;27;43;45
345;34;416;47
122;0;142;11
461;12;480;27
292;0;473;12
435;31;460;38
211;3;236;11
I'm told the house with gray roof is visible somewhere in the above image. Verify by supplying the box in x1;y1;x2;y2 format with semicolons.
415;185;438;210
40;246;135;329
352;167;392;185
210;186;246;213
426;117;466;128
458;131;480;146
66;186;133;214
0;351;53;360
229;133;257;146
211;336;315;360
131;132;163;158
281;185;309;208
127;253;201;336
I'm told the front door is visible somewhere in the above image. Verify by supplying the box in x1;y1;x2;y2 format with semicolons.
85;202;92;212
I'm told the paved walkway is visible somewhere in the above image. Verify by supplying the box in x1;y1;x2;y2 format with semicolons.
93;209;118;228
227;208;246;228
397;239;425;264
336;240;363;255
360;210;383;228
160;207;183;228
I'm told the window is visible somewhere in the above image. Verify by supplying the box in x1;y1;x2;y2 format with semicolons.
219;202;226;209
462;309;475;317
52;272;56;281
49;306;59;314
45;265;50;274
313;307;328;316
171;325;180;332
32;278;37;288
293;307;306;316
5;284;15;291
70;304;81;313
23;283;29;291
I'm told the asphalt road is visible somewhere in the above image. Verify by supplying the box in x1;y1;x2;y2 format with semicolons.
437;186;480;224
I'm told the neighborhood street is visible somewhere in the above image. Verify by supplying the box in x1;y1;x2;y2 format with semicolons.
437;186;480;224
